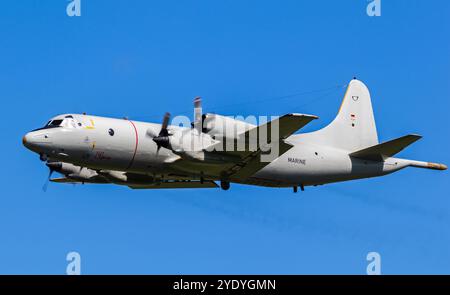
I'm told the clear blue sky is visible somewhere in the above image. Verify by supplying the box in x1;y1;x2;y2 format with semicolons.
0;0;449;274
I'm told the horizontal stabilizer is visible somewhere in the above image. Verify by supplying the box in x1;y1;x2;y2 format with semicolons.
350;134;422;161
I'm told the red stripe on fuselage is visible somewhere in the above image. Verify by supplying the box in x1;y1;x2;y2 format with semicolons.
126;120;139;170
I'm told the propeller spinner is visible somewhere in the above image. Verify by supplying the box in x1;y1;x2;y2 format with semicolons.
148;97;204;153
151;112;172;152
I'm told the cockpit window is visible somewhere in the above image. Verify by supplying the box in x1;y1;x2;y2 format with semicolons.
33;116;81;132
48;120;63;126
32;119;64;131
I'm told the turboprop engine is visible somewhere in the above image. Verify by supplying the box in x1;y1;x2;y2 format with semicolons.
145;98;247;164
45;161;101;183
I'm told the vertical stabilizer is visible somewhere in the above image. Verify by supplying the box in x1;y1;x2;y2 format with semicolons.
312;79;379;151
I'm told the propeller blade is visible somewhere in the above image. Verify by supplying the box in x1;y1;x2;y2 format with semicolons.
42;162;62;192
146;128;158;138
159;112;170;136
42;168;54;192
193;96;204;133
194;96;202;123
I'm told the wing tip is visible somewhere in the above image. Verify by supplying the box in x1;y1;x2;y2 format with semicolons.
288;113;319;120
408;133;423;139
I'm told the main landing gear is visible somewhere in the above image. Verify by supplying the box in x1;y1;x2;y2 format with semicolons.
293;184;305;193
220;180;230;191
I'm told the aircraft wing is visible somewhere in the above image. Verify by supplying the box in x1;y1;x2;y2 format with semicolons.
210;113;318;180
50;177;82;184
52;177;218;189
206;113;317;153
50;176;109;184
128;180;218;189
224;141;294;180
255;113;319;141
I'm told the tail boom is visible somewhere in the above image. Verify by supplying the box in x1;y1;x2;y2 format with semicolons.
408;160;447;171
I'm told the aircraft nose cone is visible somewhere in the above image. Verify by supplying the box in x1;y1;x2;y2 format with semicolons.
22;133;32;148
22;131;50;153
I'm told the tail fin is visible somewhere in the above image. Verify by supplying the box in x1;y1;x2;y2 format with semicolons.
314;79;379;151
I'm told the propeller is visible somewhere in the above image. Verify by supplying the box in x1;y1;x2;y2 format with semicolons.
148;97;204;154
151;112;172;153
42;162;61;192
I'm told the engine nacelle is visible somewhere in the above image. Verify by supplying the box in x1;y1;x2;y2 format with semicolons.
202;114;255;141
47;161;99;182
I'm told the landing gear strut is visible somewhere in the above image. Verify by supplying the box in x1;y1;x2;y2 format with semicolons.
220;180;230;191
293;184;305;193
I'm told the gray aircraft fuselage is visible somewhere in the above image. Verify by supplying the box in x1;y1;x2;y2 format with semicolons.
22;79;446;190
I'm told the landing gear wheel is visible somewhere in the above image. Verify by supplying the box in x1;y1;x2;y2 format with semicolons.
220;181;230;191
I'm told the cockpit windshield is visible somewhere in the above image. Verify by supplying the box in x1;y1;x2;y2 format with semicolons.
33;119;64;131
33;116;80;131
46;120;63;127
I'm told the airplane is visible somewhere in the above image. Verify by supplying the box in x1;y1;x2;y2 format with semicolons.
22;78;446;192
